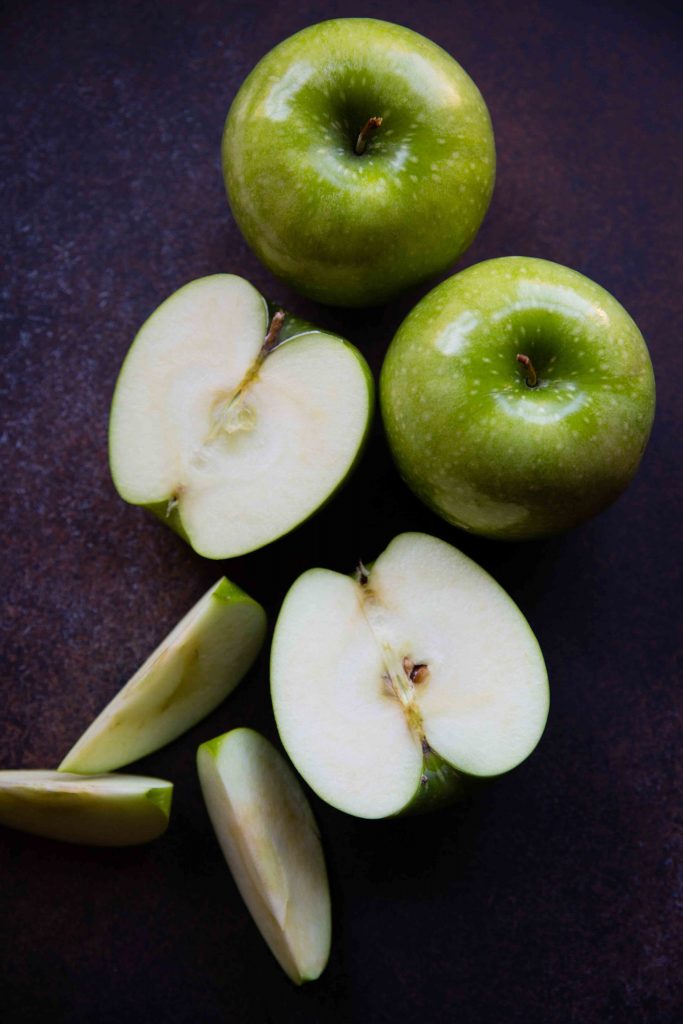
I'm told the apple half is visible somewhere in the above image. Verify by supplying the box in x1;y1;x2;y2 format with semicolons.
271;532;549;818
109;274;374;558
59;577;266;774
0;770;172;845
197;728;331;984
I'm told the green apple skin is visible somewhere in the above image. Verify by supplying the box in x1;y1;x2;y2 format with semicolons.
0;771;172;846
197;729;331;984
401;746;472;815
223;18;495;307
380;257;656;539
58;578;266;775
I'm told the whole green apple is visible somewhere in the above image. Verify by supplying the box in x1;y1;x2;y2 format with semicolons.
380;257;656;539
222;18;495;307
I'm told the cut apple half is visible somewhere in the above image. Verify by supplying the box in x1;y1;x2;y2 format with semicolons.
109;274;374;558
59;577;266;774
271;532;549;819
197;728;331;984
0;770;172;845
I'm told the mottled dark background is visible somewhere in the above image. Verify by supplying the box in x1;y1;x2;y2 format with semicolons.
1;0;681;1021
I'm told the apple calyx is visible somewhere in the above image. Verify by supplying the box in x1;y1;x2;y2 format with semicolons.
516;352;538;388
354;115;383;155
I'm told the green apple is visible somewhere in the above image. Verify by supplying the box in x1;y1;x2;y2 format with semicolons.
271;532;548;819
59;578;266;774
197;728;331;984
109;274;373;557
0;771;172;845
223;18;495;307
381;257;656;539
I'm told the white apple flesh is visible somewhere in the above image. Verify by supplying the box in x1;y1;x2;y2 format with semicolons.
0;770;172;845
197;728;331;984
271;533;549;818
109;274;374;558
59;578;266;774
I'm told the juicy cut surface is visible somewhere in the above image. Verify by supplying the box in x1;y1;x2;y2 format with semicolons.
272;533;549;818
110;274;371;557
197;729;331;983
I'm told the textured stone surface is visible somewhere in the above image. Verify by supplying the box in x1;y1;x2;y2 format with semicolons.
1;1;681;1021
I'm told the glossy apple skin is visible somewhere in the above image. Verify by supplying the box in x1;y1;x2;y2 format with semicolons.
380;257;656;539
223;18;495;307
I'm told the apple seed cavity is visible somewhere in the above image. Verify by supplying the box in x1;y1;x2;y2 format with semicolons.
356;562;430;746
200;311;286;454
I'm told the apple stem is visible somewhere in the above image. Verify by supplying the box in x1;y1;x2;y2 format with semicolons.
261;310;286;357
202;312;286;446
516;353;538;388
354;116;383;155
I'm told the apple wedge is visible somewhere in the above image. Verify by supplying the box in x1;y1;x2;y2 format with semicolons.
59;578;266;774
271;532;549;818
197;728;331;984
0;770;172;845
109;274;374;558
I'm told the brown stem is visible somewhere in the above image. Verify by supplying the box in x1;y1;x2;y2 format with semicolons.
355;116;383;155
262;310;286;356
516;353;538;388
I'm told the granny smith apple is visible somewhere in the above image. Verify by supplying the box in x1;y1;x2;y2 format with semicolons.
223;18;495;307
271;532;548;819
381;257;656;539
197;728;331;984
109;274;373;558
0;771;172;845
59;577;266;774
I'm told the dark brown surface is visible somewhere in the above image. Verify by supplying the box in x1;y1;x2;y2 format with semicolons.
1;1;681;1021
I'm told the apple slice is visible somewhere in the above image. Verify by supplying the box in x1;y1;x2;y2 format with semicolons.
197;728;331;984
109;274;373;558
271;532;549;819
0;770;172;845
59;578;266;774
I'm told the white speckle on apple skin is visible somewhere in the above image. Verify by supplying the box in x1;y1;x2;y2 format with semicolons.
224;17;497;302
380;256;656;539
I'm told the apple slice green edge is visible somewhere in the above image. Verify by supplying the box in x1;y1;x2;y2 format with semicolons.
0;770;172;846
271;532;550;819
109;274;374;559
197;728;331;985
59;577;266;775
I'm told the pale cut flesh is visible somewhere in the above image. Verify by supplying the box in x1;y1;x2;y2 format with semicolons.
109;274;372;558
0;770;172;845
271;532;549;818
197;728;331;984
60;578;266;774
